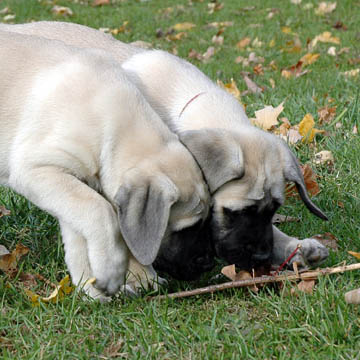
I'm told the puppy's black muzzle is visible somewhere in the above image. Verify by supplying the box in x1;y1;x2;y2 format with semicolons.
154;219;215;280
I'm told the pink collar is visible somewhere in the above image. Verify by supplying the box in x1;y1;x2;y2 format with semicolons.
179;92;205;118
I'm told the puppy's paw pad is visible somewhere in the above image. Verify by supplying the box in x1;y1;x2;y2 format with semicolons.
299;238;329;267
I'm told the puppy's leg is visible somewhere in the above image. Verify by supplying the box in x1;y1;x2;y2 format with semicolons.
272;226;329;268
60;222;110;302
125;255;168;293
10;165;129;297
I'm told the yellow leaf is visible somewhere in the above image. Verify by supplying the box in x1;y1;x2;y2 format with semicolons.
217;79;241;102
348;251;360;260
281;26;292;34
298;114;324;143
269;39;276;47
250;102;284;131
24;289;40;307
300;53;320;65
24;275;74;306
173;22;196;31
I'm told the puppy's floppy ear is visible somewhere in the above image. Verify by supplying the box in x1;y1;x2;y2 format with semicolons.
179;129;244;194
280;143;328;220
115;169;179;266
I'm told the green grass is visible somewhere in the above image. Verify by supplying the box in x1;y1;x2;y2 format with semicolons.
1;0;360;358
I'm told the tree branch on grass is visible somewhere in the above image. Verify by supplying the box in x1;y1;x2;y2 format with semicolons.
150;263;360;300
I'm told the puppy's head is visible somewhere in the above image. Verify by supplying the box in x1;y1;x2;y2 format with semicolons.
180;127;327;270
115;140;214;281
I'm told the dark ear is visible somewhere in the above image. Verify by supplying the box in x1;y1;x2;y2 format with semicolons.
115;169;179;266
179;129;244;194
281;144;328;220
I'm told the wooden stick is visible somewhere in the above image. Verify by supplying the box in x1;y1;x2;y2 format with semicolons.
150;263;360;300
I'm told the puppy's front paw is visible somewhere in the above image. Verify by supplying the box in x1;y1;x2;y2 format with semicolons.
289;238;329;269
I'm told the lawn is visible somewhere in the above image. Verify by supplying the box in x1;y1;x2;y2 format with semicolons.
0;0;359;358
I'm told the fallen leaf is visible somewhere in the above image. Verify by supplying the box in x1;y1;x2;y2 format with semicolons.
269;78;275;88
310;31;340;49
242;73;262;94
0;205;10;217
206;21;233;29
291;0;302;4
300;53;320;65
315;2;337;15
318;106;336;124
272;214;299;224
348;251;360;260
313;233;338;251
327;46;337;56
281;26;292;34
345;288;360;304
314;150;334;165
172;22;196;31
299;113;324;143
280;128;303;144
281;61;309;79
25;275;74;306
217;79;241;101
51;5;73;16
352;125;358;134
0;7;10;15
103;340;126;358
252;37;263;47
253;64;264;75
221;265;258;291
332;21;347;31
281;37;302;53
251;102;284;131
92;0;109;6
202;46;215;62
296;280;315;294
0;243;30;274
236;37;251;49
109;21;130;35
167;32;187;41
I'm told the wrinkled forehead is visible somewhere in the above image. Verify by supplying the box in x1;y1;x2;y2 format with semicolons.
212;174;285;210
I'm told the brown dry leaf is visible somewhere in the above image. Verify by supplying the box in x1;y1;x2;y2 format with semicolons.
0;205;10;217
315;2;337;15
103;340;126;358
236;37;251;49
286;164;320;197
352;125;358;134
300;53;320;65
51;5;73;16
0;243;30;274
250;102;284;131
242;73;262;94
280;128;303;145
217;79;241;101
310;31;340;49
318;106;336;124
312;233;338;251
202;46;215;63
269;78;275;88
314;150;334;165
0;245;9;257
281;37;302;53
92;0;110;6
281;61;309;79
345;288;360;304
298;113;324;143
348;251;360;260
173;22;196;31
272;214;299;224
253;64;264;75
296;280;315;294
221;265;258;291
